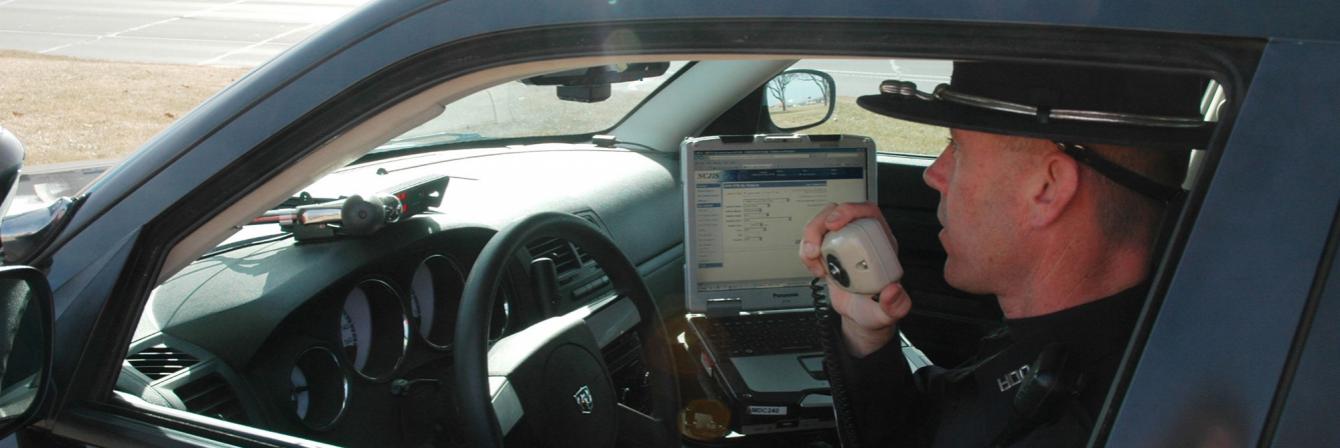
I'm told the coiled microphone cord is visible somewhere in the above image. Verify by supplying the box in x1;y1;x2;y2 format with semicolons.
813;277;862;448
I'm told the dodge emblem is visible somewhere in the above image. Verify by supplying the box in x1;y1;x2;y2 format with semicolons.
573;385;594;415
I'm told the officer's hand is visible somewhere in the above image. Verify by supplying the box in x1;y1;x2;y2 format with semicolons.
828;278;910;357
798;202;911;357
798;202;897;277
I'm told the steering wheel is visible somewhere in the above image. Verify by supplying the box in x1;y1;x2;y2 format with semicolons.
454;212;681;448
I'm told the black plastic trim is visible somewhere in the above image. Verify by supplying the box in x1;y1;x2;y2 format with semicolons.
59;402;281;448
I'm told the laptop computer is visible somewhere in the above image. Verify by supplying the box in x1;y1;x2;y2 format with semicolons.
681;134;877;434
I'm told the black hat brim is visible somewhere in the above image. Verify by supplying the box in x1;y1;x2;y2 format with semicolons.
856;94;1213;149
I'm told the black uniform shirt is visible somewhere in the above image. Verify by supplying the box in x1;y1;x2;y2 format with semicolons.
838;285;1147;447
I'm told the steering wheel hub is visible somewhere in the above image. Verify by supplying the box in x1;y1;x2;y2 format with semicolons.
538;344;616;447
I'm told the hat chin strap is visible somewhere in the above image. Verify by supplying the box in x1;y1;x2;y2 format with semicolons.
879;81;1209;129
1057;143;1183;203
875;79;1191;202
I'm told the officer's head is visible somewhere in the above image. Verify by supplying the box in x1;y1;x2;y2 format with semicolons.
859;62;1207;301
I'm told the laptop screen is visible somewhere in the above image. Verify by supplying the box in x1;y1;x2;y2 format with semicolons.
690;147;870;296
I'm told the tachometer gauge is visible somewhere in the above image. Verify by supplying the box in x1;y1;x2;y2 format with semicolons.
339;279;409;380
290;346;348;431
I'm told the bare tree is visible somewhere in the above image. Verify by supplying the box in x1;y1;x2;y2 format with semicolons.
808;74;830;105
767;73;798;111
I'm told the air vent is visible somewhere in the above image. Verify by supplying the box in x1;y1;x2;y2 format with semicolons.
602;332;651;414
176;374;247;423
126;344;198;380
573;245;592;264
603;332;644;374
526;237;583;279
572;211;604;264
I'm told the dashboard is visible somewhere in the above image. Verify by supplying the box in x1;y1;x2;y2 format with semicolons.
115;145;686;446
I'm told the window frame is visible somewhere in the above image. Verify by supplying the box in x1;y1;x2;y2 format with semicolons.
43;18;1262;448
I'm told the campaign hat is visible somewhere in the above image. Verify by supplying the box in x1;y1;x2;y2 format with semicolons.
856;61;1213;149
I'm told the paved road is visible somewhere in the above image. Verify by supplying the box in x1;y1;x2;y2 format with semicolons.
796;59;950;97
0;0;367;67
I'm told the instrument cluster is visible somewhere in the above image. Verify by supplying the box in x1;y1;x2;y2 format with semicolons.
284;252;515;431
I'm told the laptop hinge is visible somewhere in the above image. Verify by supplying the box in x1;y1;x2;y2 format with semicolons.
705;297;742;317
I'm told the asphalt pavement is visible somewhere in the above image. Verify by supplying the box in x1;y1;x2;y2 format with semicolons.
0;0;367;66
795;59;950;96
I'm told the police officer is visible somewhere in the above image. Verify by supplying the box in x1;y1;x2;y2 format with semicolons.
798;62;1211;446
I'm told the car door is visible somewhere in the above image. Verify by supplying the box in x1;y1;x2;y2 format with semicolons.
0;4;1305;448
1264;203;1340;447
1097;38;1340;447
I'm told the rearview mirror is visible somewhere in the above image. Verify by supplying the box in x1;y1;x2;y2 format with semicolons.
521;63;670;103
764;69;837;131
0;265;54;437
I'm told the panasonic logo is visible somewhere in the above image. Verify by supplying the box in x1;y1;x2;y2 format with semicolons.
773;293;799;298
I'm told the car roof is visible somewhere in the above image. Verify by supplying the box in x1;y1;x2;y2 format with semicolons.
417;0;1334;41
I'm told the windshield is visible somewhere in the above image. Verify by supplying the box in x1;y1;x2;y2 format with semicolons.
372;61;688;153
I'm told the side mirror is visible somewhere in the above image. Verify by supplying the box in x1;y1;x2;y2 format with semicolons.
764;69;837;132
0;265;54;437
0;127;25;222
0;127;84;265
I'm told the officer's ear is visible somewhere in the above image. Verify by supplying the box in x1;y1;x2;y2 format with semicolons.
1027;149;1081;228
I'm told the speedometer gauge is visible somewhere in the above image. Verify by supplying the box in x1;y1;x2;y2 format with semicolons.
411;255;465;349
340;288;372;371
339;313;358;350
338;279;409;380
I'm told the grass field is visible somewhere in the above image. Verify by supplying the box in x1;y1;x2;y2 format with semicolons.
769;103;830;129
0;50;247;166
0;51;943;167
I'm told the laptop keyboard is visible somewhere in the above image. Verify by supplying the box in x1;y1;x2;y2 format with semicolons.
700;312;822;357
